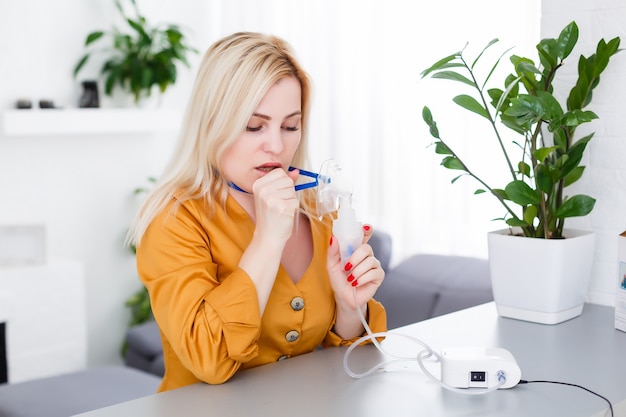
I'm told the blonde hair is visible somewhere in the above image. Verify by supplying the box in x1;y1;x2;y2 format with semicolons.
128;32;315;246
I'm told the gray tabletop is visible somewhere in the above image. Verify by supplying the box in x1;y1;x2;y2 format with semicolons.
75;302;626;417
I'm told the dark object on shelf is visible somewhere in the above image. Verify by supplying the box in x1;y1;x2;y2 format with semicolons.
39;100;57;109
79;80;100;108
15;99;32;109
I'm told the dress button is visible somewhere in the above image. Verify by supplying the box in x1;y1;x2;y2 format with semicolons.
277;355;289;361
285;330;300;342
290;296;305;311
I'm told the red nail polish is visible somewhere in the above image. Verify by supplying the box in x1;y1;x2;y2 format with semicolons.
329;236;333;246
344;262;352;271
363;225;371;231
347;274;355;282
351;280;358;287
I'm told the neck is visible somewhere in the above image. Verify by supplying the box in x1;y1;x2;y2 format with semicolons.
228;188;256;222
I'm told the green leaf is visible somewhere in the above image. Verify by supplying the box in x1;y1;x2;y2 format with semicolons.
535;164;554;194
470;38;499;69
73;54;89;77
523;205;538;225
554;195;596;218
451;175;464;184
492;188;508;200
421;53;460;78
563;166;585;187
505;180;540;205
431;71;475;87
506;217;528;227
518;161;531;177
474;189;486;194
441;156;466;170
494;75;522;113
534;146;559;163
422;106;440;139
561;133;593;176
453;94;489;119
557;21;579;60
537;39;558;71
435;141;452;155
505;95;543;123
85;31;105;45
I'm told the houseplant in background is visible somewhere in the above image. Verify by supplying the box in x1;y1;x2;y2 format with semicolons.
421;21;621;324
73;0;197;106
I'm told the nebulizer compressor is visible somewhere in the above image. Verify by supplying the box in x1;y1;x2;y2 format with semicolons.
301;159;521;395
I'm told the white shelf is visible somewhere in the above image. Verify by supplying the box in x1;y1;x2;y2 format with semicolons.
1;108;183;136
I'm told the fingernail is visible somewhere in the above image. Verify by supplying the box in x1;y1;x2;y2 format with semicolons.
347;273;355;282
351;280;358;287
363;225;371;231
344;262;352;271
329;236;333;246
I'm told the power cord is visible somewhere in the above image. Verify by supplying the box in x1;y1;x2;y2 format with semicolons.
519;380;614;417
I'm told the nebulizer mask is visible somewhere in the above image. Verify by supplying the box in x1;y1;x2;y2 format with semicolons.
292;159;363;267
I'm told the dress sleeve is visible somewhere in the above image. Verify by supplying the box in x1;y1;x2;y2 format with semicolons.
136;201;262;384
322;298;387;347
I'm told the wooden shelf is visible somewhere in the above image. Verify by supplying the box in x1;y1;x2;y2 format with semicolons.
1;108;183;137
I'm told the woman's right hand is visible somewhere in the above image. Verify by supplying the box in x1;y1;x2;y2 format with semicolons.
251;167;300;244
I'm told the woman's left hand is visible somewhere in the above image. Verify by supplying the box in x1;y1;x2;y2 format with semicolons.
327;224;385;310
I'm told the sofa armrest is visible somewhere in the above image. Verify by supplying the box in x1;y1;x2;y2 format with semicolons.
124;321;164;376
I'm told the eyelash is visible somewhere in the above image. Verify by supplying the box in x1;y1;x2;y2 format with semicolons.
246;126;300;132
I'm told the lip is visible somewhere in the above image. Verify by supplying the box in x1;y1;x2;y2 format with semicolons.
255;162;283;173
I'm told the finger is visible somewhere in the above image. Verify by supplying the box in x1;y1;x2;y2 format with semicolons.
287;167;300;184
362;224;373;244
254;169;298;197
327;235;342;270
349;255;381;283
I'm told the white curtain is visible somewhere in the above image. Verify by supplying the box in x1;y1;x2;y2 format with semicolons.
205;0;541;264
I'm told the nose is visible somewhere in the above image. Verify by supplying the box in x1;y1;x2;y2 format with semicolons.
262;125;285;154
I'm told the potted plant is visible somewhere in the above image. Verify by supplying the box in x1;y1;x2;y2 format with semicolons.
420;21;621;324
73;0;197;105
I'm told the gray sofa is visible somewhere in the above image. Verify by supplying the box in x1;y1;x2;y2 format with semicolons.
0;230;493;416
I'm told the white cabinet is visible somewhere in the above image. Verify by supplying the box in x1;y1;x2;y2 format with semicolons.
0;259;86;383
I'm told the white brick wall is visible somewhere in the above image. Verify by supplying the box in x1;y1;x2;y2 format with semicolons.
542;1;626;305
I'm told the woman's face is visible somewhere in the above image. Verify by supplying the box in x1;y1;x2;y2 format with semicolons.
222;76;302;193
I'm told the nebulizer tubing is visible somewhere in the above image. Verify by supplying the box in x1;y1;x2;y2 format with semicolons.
319;161;505;394
344;287;506;394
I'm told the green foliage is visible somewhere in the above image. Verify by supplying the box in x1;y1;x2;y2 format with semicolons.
73;0;197;103
121;286;152;357
125;286;152;326
421;21;621;239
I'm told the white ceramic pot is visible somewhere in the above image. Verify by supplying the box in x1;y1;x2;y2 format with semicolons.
487;228;595;325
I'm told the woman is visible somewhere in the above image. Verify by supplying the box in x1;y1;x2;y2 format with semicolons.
128;32;387;391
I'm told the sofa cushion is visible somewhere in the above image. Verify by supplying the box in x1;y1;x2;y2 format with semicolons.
0;366;160;417
376;253;493;329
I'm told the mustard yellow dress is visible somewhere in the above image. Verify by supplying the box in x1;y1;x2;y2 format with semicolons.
136;194;387;391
